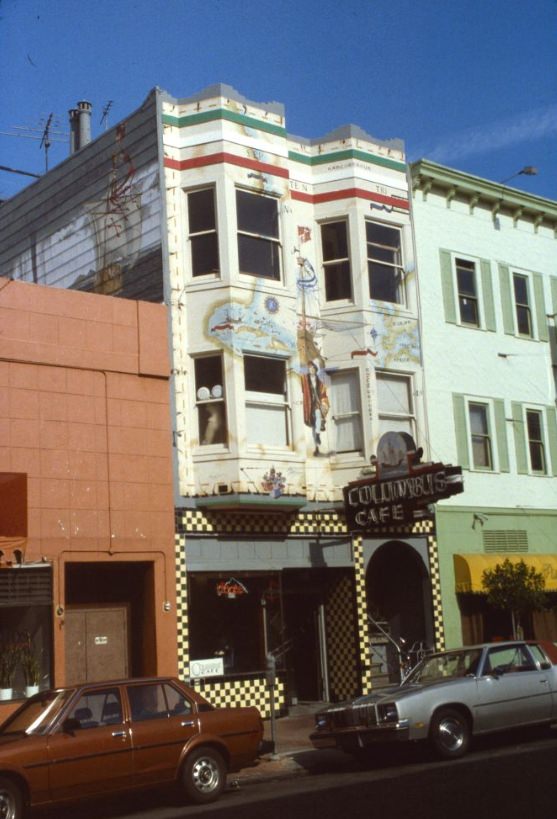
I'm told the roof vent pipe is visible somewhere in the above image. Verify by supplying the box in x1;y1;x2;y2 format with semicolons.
68;108;80;154
68;100;92;154
77;100;92;149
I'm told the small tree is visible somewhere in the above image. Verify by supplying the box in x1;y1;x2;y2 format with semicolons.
482;558;546;639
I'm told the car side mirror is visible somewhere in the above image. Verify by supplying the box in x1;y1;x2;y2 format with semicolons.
62;718;81;734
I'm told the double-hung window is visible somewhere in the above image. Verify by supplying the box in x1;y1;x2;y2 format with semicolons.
468;402;492;469
320;220;352;301
512;402;557;475
453;395;510;472
455;258;480;326
330;370;363;455
526;409;546;473
499;265;549;341
187;188;219;277
366;221;404;304
376;373;415;439
513;274;533;337
194;355;227;446
236;190;281;280
439;251;496;330
244;355;289;446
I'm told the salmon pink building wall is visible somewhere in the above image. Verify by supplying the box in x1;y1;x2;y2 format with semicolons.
0;277;177;713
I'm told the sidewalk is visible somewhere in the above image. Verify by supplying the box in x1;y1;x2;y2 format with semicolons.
233;702;342;787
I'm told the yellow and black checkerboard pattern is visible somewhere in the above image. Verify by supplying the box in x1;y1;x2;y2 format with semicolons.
174;508;445;707
324;573;360;700
192;675;286;719
175;507;349;537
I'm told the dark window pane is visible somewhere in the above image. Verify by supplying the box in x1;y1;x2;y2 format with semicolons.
366;222;400;250
188;189;216;234
195;356;223;392
513;275;529;305
526;410;545;472
244;356;285;394
527;410;541;440
238;234;280;279
516;305;532;336
456;262;476;297
236;190;278;238
325;261;352;300
321;221;348;261
459;297;479;325
191;233;219;276
368;261;401;303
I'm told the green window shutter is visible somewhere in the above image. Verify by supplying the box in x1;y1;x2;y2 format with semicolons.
480;259;496;331
439;250;457;324
511;402;528;474
532;272;548;342
498;264;514;335
493;399;509;472
546;406;557;477
452;394;469;469
551;275;557;316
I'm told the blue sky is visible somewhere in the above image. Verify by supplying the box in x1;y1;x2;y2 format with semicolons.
1;0;556;201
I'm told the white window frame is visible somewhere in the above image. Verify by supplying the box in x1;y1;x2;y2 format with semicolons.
236;189;281;281
512;272;533;337
366;220;406;305
194;354;227;448
525;406;547;474
320;218;352;302
376;371;416;441
186;187;220;278
329;368;364;457
243;354;290;448
455;257;480;327
467;400;494;471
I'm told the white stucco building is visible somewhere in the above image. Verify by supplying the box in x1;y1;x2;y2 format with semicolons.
411;160;557;647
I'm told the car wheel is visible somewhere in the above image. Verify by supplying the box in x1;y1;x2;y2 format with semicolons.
0;777;23;819
429;707;470;759
182;747;226;804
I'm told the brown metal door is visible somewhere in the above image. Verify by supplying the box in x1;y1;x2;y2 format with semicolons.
65;606;129;684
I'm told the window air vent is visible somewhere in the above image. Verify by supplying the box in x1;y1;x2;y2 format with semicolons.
483;530;528;553
0;567;52;607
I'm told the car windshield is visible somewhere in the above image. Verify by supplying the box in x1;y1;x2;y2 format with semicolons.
0;690;74;736
404;649;482;684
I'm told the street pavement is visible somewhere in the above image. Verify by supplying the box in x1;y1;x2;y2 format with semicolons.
233;703;349;787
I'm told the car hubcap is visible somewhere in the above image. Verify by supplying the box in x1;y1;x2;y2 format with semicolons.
192;756;219;793
0;789;15;819
438;717;465;752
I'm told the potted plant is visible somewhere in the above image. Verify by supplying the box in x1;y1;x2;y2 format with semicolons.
20;634;41;696
0;639;19;700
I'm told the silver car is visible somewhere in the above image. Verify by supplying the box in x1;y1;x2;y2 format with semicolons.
310;641;557;759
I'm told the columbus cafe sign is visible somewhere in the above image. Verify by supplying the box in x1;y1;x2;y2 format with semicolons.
343;432;464;531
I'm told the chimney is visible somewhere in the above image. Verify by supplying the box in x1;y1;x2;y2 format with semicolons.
69;108;80;154
68;100;92;154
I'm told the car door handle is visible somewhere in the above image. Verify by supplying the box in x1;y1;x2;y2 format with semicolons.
540;679;548;684
181;720;195;728
111;730;128;738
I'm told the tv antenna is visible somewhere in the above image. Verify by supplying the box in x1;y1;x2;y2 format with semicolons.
100;101;114;131
0;113;67;174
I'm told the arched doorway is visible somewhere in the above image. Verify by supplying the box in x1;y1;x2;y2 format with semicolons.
366;541;433;682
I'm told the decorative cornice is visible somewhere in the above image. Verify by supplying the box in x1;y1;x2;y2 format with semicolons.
411;159;557;226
